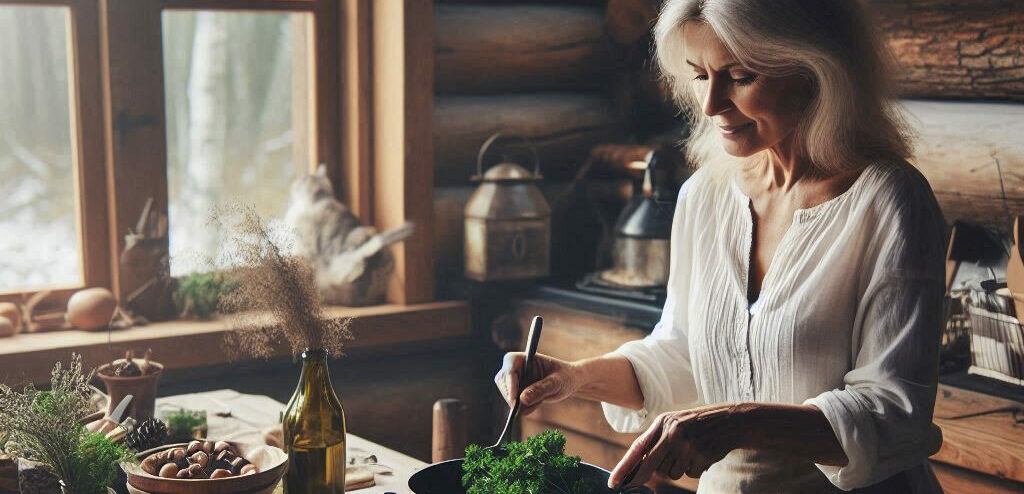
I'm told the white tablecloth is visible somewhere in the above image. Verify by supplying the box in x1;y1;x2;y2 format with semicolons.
156;390;426;494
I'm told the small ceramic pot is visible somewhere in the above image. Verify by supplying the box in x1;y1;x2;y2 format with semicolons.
97;361;164;421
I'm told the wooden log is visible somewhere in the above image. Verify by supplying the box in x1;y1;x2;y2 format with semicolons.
605;0;658;45
432;398;466;462
435;5;615;94
434;93;628;185
903;100;1024;230
870;0;1024;101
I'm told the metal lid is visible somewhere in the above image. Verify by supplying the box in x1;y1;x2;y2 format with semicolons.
481;162;538;182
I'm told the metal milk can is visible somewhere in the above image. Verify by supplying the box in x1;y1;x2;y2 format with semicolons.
464;133;550;281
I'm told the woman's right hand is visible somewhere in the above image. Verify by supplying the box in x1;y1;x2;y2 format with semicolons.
494;352;583;416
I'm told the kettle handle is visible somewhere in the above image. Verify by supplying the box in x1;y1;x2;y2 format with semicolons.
476;131;541;178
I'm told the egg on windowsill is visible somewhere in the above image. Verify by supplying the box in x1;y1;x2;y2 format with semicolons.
67;287;119;331
0;302;21;332
0;316;15;338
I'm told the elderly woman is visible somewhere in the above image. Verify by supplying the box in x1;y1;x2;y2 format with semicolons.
494;1;947;493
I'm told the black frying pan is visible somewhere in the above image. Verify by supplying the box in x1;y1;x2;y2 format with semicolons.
407;457;653;494
408;316;653;494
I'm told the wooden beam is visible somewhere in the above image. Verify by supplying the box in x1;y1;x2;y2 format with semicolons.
71;0;113;295
434;93;628;185
870;0;1024;101
373;0;435;304
434;4;614;94
312;0;341;193
161;0;317;11
903;99;1024;229
100;0;170;318
340;0;373;220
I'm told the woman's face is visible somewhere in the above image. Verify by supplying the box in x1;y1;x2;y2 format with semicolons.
682;22;811;159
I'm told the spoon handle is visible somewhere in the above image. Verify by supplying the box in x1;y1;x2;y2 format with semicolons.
495;315;544;447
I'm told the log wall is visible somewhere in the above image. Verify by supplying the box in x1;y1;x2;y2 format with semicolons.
434;5;614;94
434;93;626;184
872;0;1024;101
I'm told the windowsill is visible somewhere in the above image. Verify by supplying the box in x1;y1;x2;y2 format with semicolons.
0;300;470;385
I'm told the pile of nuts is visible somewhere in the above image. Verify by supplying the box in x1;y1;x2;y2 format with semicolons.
140;440;260;479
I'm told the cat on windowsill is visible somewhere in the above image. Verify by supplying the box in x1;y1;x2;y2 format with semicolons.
285;165;414;306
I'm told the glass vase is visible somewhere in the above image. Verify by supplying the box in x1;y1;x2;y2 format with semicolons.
282;348;347;494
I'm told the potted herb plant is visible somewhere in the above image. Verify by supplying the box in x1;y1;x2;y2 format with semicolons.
0;354;136;494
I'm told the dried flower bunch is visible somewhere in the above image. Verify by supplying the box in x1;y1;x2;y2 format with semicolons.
212;204;353;359
0;354;135;494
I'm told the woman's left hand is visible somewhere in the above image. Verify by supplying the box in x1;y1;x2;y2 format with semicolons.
608;403;748;489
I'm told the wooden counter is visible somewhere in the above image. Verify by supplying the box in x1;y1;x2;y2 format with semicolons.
506;297;1024;494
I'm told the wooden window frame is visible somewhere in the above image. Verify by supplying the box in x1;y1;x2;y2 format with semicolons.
0;0;110;310
2;0;435;317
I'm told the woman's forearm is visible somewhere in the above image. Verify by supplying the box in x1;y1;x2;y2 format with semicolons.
733;403;849;466
573;355;646;410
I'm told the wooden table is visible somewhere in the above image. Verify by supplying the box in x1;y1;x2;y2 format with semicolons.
157;390;427;494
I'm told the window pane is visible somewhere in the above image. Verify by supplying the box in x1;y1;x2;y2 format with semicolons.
0;6;83;291
163;11;313;275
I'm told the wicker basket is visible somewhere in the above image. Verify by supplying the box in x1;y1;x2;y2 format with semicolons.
967;302;1024;386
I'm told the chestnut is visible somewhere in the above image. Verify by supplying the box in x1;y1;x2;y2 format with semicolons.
176;469;191;479
158;463;179;478
154;450;170;464
216;450;236;463
229;457;249;475
190;451;209;469
169;447;186;462
213;441;232;454
209;468;232;479
201;441;214;454
211;458;232;472
140;455;160;475
187;463;206;479
240;464;259;475
186;440;203;455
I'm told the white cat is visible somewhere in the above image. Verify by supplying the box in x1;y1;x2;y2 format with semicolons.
285;164;414;305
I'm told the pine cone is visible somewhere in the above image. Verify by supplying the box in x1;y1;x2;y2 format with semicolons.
125;418;168;452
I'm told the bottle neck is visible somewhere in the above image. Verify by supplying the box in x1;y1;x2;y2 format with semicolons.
298;348;334;391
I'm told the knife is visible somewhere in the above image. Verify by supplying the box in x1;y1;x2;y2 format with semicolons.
97;394;134;435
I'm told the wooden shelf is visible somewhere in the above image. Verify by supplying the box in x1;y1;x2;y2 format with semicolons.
0;301;470;386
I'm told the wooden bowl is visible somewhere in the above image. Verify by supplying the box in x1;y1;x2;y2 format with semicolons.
123;442;287;494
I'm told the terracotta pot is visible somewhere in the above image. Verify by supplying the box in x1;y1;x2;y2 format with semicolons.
96;361;164;421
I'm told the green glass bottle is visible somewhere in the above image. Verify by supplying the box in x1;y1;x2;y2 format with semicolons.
282;348;347;494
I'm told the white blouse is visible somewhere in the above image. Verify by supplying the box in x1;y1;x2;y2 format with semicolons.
602;160;947;493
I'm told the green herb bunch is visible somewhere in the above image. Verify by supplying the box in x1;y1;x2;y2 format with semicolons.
0;354;135;494
173;271;238;319
462;430;598;494
163;408;207;443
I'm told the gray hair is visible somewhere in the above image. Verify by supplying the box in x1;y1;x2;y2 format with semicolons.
655;0;913;175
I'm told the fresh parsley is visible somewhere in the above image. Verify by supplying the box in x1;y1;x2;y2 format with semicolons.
461;430;598;494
